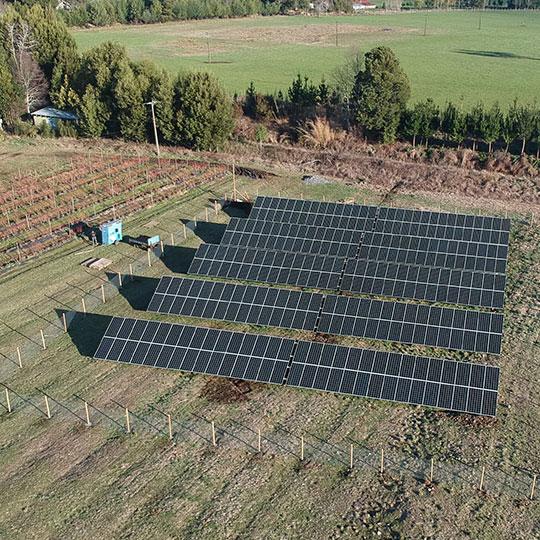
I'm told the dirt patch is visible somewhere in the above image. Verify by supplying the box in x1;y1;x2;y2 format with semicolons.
200;377;255;403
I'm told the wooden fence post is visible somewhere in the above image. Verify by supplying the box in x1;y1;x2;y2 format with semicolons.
16;347;22;369
167;414;173;441
211;421;217;446
479;466;485;491
205;207;209;222
160;240;164;256
170;232;175;246
81;297;86;315
44;395;51;419
62;313;68;333
101;284;106;303
214;200;218;215
350;443;354;469
85;401;91;427
258;428;262;453
147;249;151;267
118;272;122;287
5;388;11;413
300;435;304;461
40;329;46;350
380;448;384;474
129;264;133;278
429;457;434;483
530;474;537;500
125;408;131;433
183;224;187;238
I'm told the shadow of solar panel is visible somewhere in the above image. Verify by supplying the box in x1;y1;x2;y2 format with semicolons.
188;243;343;290
148;276;323;331
287;340;498;416
317;295;503;355
94;317;293;385
342;259;506;309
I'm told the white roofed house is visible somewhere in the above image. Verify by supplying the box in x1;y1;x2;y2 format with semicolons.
30;107;78;130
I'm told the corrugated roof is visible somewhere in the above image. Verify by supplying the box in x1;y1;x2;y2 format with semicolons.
30;107;78;121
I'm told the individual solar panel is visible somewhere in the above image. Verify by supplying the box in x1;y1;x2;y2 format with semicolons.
359;230;508;274
220;218;363;258
317;296;503;355
249;196;377;231
342;258;506;309
377;206;510;246
287;341;499;416
148;276;324;331
94;317;294;384
188;243;343;291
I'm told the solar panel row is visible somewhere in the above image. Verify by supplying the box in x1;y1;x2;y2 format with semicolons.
94;317;499;416
188;243;343;290
221;218;363;258
148;275;324;331
342;259;506;309
150;276;503;354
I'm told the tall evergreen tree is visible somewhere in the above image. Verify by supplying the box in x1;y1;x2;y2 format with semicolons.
480;102;502;153
351;46;410;143
114;63;146;141
78;84;108;137
172;71;234;150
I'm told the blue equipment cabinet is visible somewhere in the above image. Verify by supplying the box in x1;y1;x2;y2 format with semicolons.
99;220;123;245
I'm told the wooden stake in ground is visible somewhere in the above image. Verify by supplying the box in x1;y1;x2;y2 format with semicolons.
429;457;434;483
380;448;384;474
214;200;218;216
129;263;133;278
232;162;236;201
205;207;209;222
81;297;87;315
84;401;91;427
40;329;46;350
530;474;537;500
5;387;11;413
167;414;173;441
62;313;68;333
160;240;164;256
183;223;187;239
258;428;262;453
118;272;123;287
125;408;131;433
44;395;51;419
350;443;354;469
147;249;151;267
211;421;217;446
300;435;305;461
479;466;486;491
101;284;106;303
170;232;175;246
16;347;22;369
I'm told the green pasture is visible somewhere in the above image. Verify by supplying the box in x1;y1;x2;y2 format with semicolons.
72;11;540;106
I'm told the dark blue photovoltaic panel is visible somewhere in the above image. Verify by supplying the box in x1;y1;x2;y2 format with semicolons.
317;295;503;355
342;259;506;309
148;276;323;331
188;243;343;290
287;340;499;416
94;317;293;385
220;218;363;258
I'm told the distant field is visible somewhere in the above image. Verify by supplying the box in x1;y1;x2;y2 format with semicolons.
72;11;540;106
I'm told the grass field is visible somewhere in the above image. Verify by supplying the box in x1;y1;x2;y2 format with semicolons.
0;139;539;538
72;11;540;106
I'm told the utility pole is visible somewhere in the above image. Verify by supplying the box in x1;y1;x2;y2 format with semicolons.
144;100;161;163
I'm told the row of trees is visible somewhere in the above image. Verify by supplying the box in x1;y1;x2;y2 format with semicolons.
54;0;352;27
243;48;540;156
0;4;235;149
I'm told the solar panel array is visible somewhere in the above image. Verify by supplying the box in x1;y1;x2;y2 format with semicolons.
148;275;323;331
92;196;510;417
94;317;499;416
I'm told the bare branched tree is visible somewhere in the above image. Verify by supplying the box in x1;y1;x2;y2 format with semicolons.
6;20;48;114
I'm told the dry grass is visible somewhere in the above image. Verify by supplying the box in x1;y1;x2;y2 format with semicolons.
298;117;340;149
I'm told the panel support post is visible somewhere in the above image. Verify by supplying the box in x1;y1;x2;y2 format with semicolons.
167;414;173;441
170;233;174;246
40;329;46;350
147;249;151;267
62;313;68;333
118;272;122;287
183;224;187;239
81;297;86;315
101;284;106;303
16;347;22;369
129;264;133;278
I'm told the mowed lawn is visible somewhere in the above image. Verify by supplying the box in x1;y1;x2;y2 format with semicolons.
72;11;540;106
